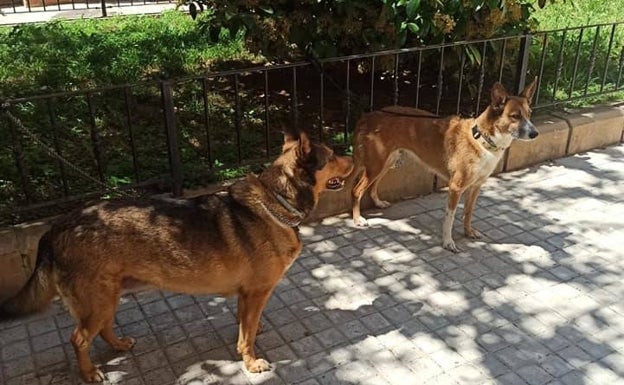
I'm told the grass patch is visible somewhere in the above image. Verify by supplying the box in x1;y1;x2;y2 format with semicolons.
534;0;624;29
0;11;261;97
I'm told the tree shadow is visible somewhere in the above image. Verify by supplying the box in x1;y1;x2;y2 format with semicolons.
1;146;622;385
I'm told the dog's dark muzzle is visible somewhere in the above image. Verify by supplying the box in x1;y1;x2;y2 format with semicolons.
519;120;539;140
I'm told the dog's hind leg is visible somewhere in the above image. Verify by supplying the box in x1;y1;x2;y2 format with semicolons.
369;151;400;209
463;184;484;239
63;278;123;383
237;289;273;373
352;168;371;227
96;284;136;352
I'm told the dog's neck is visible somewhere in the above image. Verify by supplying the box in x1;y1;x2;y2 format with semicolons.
255;167;315;228
264;192;305;228
472;124;502;152
473;113;513;152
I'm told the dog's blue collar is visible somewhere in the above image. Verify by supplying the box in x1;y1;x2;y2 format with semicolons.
472;124;499;151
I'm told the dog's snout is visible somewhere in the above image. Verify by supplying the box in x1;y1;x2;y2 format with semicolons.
529;130;539;139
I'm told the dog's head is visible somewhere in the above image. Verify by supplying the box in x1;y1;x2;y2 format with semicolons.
270;131;353;211
488;77;539;141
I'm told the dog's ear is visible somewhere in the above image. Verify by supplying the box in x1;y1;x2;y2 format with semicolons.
297;131;312;157
521;76;538;105
282;129;299;153
282;130;311;156
490;82;508;111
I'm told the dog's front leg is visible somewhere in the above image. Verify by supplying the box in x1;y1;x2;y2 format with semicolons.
442;184;463;252
237;289;273;373
463;184;484;239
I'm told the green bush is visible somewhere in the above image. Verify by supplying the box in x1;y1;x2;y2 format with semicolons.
185;0;544;59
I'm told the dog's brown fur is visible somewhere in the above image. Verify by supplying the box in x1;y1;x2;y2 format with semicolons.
0;132;353;383
352;79;539;252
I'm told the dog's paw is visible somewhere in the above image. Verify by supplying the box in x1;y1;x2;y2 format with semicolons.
353;217;369;227
374;200;391;209
245;358;271;373
442;240;461;253
81;368;106;383
465;228;483;239
115;337;136;352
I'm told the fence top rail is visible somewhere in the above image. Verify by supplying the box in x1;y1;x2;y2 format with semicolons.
3;20;623;104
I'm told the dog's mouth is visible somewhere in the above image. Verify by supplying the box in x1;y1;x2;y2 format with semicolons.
326;177;346;191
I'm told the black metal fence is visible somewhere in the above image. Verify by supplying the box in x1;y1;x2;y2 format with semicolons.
2;21;624;224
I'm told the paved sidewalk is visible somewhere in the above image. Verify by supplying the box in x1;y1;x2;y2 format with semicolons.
1;145;623;385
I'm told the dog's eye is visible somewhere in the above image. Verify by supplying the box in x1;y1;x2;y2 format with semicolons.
510;113;521;119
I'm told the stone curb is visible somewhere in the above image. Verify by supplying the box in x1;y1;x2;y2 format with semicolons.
1;104;623;301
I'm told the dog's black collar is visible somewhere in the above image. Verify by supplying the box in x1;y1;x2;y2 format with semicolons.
275;194;305;221
260;193;305;229
472;124;499;151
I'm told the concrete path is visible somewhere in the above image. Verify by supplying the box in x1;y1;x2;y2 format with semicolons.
0;2;175;25
1;145;623;385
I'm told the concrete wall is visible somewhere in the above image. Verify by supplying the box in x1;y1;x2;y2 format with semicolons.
1;104;623;301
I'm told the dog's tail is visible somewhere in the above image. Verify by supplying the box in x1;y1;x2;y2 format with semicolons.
0;232;57;321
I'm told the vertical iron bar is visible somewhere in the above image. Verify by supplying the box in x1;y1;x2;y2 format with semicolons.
345;60;350;144
234;74;242;164
552;29;568;102
46;100;69;196
124;87;140;182
435;47;444;115
617;45;624;89
7;114;33;204
160;81;183;197
291;67;299;132
585;25;601;95
101;0;107;17
415;50;422;108
600;24;616;92
369;56;375;111
201;78;212;167
264;70;270;157
535;34;548;105
569;28;585;98
10;0;16;13
515;33;531;95
498;38;508;82
456;47;466;115
71;0;76;10
393;53;399;105
86;93;105;184
475;42;487;115
319;67;324;141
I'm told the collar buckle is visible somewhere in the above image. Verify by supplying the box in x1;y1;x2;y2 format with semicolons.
472;124;499;151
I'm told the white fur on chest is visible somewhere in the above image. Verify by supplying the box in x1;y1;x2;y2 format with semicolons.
475;149;504;181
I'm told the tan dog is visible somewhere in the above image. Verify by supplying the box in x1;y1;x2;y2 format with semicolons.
0;132;353;383
351;78;539;252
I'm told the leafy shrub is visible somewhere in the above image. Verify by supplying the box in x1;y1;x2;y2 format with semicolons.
184;0;547;59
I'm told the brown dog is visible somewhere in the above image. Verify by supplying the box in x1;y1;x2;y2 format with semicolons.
0;131;353;383
351;78;539;252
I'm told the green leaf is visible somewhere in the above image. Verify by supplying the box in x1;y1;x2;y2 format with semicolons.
406;0;421;18
259;5;274;14
465;44;482;66
407;22;420;33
